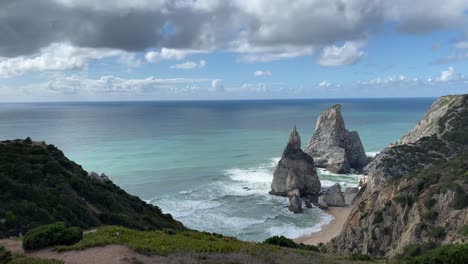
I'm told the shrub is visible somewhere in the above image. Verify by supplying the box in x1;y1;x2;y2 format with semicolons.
423;210;439;222
425;198;437;209
430;226;446;239
462;225;468;237
0;245;12;264
24;137;32;144
408;243;468;264
350;253;371;261
402;243;436;258
263;236;318;252
263;236;297;248
453;185;468;210
22;222;83;250
373;210;384;224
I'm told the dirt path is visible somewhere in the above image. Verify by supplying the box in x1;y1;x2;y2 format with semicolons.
0;239;163;264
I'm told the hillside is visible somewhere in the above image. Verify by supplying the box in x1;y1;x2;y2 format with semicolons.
327;94;468;257
0;139;183;238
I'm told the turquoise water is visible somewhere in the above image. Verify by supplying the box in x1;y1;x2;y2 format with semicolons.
0;98;435;241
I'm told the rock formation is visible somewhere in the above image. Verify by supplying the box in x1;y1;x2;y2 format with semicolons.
288;189;303;213
343;187;359;205
321;183;345;207
305;104;368;174
317;196;328;210
327;94;468;257
270;127;321;213
271;126;321;197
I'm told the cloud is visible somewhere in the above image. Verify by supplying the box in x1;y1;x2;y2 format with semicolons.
436;66;460;82
210;79;224;92
46;75;212;94
170;60;206;69
454;41;468;49
318;81;332;87
145;48;207;63
317;41;366;66
254;70;272;77
0;42;123;78
1;0;467;65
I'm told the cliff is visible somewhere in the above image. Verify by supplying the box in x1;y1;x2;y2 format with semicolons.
305;104;368;174
327;94;468;257
0;139;184;238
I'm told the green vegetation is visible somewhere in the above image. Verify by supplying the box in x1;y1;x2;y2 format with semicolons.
394;194;414;207
402;243;436;258
22;222;83;250
372;210;384;224
350;253;371;261
1;245;63;264
406;243;468;264
59;226;267;255
0;245;12;264
424;198;437;209
430;226;446;239
453;184;468;209
462;225;468;237
0;139;183;238
422;210;439;222
9;257;64;264
263;236;319;252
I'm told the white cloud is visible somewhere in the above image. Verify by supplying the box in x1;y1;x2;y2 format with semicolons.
317;41;366;67
454;41;468;49
436;66;460;82
210;79;224;92
46;75;212;94
254;70;272;77
199;59;206;68
170;60;206;70
318;81;332;87
144;51;159;63
145;48;208;63
0;42;123;78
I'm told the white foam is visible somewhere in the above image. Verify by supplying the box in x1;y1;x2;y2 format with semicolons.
267;211;334;239
225;167;273;184
366;151;380;157
155;199;222;218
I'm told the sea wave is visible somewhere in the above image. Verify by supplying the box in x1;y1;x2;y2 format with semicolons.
267;210;334;239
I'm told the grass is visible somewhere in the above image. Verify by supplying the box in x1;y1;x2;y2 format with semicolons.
55;226;378;263
58;226;284;256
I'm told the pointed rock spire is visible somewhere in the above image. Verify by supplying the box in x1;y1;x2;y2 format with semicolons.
287;125;301;150
270;126;321;208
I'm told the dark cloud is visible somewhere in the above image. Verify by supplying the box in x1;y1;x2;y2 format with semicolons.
0;0;467;58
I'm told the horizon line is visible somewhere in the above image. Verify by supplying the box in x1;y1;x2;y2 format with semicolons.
0;96;442;104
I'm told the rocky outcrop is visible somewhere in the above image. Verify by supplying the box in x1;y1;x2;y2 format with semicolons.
344;187;359;205
322;183;345;207
305;104;368;174
288;189;303;213
318;197;328;210
271;127;321;197
88;172;110;182
327;94;468;257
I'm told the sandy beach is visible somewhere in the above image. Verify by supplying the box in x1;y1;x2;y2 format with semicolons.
294;206;352;245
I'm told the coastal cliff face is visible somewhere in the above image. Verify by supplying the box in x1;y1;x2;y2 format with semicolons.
0;139;183;238
327;94;468;257
305;104;368;174
271;127;321;197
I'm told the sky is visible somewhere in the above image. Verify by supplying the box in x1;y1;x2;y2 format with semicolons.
1;0;468;102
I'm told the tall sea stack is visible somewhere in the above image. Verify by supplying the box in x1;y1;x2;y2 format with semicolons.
270;126;321;199
305;104;367;174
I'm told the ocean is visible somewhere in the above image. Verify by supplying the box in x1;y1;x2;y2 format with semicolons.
0;98;435;241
